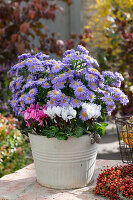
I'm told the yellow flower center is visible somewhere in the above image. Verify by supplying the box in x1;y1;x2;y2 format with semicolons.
39;78;44;81
91;82;95;86
56;84;59;87
13;100;16;104
28;60;32;63
105;91;108;95
53;91;59;95
62;94;65;98
38;65;41;68
16;82;19;86
55;65;59;69
67;54;71;57
48;91;51;95
90;95;94;99
61;82;64;85
78;55;81;57
27;97;31;101
74;99;78;104
21;61;24;65
87;56;91;60
21;94;24;98
27;76;31;80
20;101;23;106
31;65;35;69
67;70;72;73
60;74;65;78
50;101;53;105
122;96;125;99
115;95;119;98
115;89;119;92
29;90;34;94
45;82;49;86
107;97;111;101
63;100;66;103
92;68;97;72
77;87;83;92
54;77;58;81
52;98;56;101
110;105;113;109
89;74;94;79
10;81;13;85
75;82;80;86
82;112;87;117
16;92;18;95
49;74;53;77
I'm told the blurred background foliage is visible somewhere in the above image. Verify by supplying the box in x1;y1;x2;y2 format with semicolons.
0;114;32;177
84;0;133;115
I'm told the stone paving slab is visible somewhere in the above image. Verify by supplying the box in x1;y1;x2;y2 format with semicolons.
0;160;123;200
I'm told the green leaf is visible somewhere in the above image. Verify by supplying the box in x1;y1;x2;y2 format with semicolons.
93;122;108;137
56;134;67;140
73;126;84;137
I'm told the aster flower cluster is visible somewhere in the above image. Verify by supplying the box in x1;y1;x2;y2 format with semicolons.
9;45;129;139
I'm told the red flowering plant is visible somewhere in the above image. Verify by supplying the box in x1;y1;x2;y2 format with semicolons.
95;164;133;200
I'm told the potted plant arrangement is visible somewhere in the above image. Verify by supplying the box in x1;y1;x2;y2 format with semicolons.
9;45;129;189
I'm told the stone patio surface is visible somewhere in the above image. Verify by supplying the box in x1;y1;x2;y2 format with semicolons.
0;160;123;200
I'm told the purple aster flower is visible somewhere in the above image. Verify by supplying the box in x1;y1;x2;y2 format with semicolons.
63;49;75;56
79;109;89;121
24;95;35;104
74;85;88;100
85;73;98;82
47;73;55;81
9;80;16;91
86;67;100;76
71;98;81;108
47;99;57;107
27;74;34;81
19;93;26;101
51;76;59;84
18;100;25;109
59;96;70;107
49;89;62;100
88;91;95;102
77;45;89;55
35;52;49;60
42;82;51;88
58;73;68;82
53;81;66;90
36;78;47;85
69;80;83;89
24;81;36;89
102;95;115;105
119;94;129;105
28;88;38;97
88;81;98;90
11;98;18;108
51;61;64;73
18;53;32;60
98;79;105;88
106;103;116;116
114;72;124;82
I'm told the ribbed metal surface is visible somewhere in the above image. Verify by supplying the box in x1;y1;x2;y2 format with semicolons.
29;134;97;189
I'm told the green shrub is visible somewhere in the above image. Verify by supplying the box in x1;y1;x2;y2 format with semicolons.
0;114;32;177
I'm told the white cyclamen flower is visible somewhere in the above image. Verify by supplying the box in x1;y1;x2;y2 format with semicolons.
82;103;101;119
44;106;77;122
61;106;77;122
